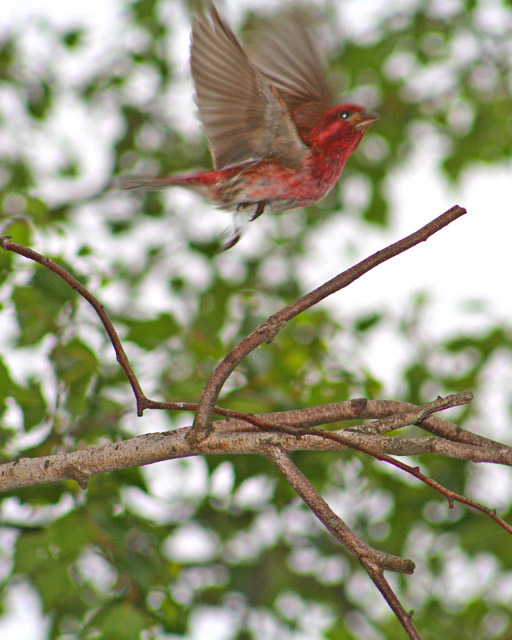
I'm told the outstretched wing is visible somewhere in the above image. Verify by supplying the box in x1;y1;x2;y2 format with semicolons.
191;3;308;170
250;7;334;136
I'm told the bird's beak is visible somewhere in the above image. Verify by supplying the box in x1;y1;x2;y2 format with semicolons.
354;111;379;129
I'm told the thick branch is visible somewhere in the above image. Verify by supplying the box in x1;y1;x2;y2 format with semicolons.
189;205;467;443
2;418;511;493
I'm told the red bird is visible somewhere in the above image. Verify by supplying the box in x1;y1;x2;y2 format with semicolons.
121;3;378;248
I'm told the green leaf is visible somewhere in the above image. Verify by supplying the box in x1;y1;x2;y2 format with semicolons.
35;562;78;611
25;196;50;224
51;338;98;414
12;379;46;431
27;81;53;120
62;29;84;48
0;39;14;79
47;510;92;557
363;187;388;225
1;217;32;245
59;159;80;177
12;286;59;345
354;313;383;332
0;245;12;285
12;260;78;345
91;602;150;639
124;313;179;349
32;265;76;306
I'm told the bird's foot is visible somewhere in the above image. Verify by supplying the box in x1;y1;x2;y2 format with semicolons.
220;229;241;252
249;201;265;221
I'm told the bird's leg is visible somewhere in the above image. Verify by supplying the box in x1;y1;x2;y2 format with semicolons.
219;202;265;250
220;229;241;251
220;207;243;251
249;201;265;221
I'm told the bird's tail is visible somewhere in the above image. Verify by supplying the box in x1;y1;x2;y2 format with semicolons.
116;175;191;191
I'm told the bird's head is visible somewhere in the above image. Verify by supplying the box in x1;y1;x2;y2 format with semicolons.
307;104;379;157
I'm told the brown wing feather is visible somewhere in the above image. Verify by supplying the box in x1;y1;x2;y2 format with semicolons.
191;3;308;170
249;7;333;135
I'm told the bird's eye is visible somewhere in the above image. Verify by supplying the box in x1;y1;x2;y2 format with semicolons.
339;110;352;120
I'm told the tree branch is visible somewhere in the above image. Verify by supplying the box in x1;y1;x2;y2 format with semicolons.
264;446;422;640
264;445;414;573
4;205;510;637
0;235;149;416
2;409;511;491
189;205;467;443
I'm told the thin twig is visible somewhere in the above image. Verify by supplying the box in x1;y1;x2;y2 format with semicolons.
264;445;414;574
189;205;467;443
265;446;421;640
252;414;512;536
151;391;473;435
0;235;148;416
360;559;422;640
347;391;473;435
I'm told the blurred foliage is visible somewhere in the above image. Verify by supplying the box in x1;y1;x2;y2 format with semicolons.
0;1;511;639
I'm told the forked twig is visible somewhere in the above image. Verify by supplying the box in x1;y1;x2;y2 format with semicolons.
249;398;512;537
189;205;467;443
0;235;245;420
266;446;422;640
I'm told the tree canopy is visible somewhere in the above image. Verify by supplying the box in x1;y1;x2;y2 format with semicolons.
0;1;511;639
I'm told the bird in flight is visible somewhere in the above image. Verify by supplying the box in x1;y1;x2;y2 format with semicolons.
120;3;378;249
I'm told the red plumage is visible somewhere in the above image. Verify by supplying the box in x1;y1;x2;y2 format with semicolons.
120;3;378;246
